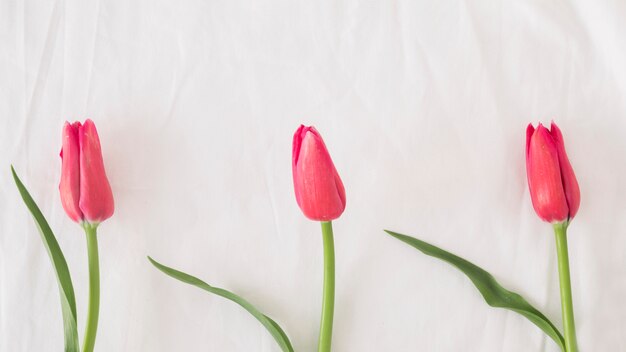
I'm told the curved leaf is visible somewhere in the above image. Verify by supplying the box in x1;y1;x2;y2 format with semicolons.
11;166;79;352
385;230;565;351
148;256;294;352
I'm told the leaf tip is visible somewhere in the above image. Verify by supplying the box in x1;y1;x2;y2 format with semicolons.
384;229;401;238
147;255;158;266
10;165;18;179
147;256;170;275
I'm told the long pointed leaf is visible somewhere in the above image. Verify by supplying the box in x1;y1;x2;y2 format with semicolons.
148;256;295;352
11;166;79;352
385;230;565;351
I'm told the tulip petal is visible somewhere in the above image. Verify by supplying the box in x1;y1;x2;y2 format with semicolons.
526;124;569;223
334;171;346;209
550;122;581;220
59;121;83;222
292;125;306;168
78;119;114;223
292;125;307;207
525;123;535;161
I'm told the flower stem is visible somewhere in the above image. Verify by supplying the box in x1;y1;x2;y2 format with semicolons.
318;221;335;352
554;223;578;352
82;224;100;352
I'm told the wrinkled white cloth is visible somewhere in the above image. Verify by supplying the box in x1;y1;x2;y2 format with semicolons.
1;0;625;351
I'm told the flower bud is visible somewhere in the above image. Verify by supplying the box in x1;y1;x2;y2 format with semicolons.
59;119;114;224
526;122;580;223
292;125;346;221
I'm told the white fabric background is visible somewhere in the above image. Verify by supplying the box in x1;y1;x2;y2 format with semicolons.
1;0;625;351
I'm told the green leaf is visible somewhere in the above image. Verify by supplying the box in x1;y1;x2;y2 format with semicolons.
11;166;79;352
385;230;565;351
148;256;295;352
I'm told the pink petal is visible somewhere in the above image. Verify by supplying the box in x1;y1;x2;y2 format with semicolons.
59;121;83;222
78;119;114;223
526;123;568;223
550;122;581;220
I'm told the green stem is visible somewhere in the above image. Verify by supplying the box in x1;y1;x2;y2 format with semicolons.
82;224;100;352
554;223;578;352
318;221;335;352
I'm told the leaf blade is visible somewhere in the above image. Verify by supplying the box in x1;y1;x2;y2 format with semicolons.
385;230;565;351
148;256;295;352
11;166;79;352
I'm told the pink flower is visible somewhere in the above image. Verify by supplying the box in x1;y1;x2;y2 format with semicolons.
292;125;346;221
526;122;580;223
59;119;114;224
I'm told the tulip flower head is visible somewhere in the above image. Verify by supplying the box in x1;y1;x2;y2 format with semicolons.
526;122;580;224
292;125;346;221
59;119;114;225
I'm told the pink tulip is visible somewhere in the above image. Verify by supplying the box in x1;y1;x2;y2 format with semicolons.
292;125;346;221
526;122;580;223
59;119;114;224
